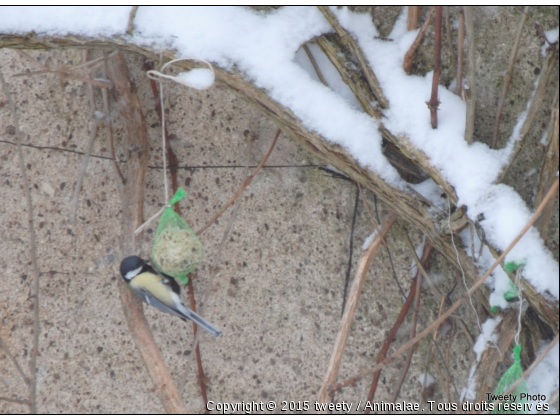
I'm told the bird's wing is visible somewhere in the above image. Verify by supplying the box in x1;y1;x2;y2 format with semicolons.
135;286;187;319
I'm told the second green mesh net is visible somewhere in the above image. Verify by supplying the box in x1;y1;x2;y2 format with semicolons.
151;188;203;284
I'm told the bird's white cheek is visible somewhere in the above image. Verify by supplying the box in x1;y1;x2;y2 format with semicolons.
125;266;142;280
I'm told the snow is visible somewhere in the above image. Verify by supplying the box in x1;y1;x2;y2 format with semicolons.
332;7;558;300
294;43;361;110
0;6;129;36
176;68;214;90
362;231;376;250
473;317;500;362
418;372;434;388
461;364;478;401
0;4;558;397
542;27;559;56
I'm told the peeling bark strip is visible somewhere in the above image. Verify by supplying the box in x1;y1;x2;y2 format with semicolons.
317;6;389;109
107;52;188;414
0;31;557;338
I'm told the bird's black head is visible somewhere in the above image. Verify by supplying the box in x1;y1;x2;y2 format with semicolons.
120;256;146;282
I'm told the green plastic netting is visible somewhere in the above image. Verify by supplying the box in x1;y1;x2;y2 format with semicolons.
151;188;203;284
491;344;528;414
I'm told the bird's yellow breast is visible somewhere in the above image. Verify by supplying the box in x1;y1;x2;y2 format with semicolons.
130;272;174;307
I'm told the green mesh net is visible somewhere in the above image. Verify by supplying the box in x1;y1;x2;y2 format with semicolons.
491;261;525;312
151;188;203;284
491;344;528;414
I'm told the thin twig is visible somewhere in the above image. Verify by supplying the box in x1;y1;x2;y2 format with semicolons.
497;51;558;182
364;276;418;412
455;8;465;96
427;6;442;129
400;225;443;297
0;335;29;385
195;129;280;236
16;49;118;74
463;6;476;143
15;50;49;70
12;69;113;88
302;43;328;86
444;6;457;89
342;185;359;315
126;6;139;35
0;67;41;414
181;140;253;392
491;6;530;149
317;212;398;409
403;7;436;74
534;97;559;243
389;261;423;404
69;51;99;224
357;183;386;247
101;54;126;186
67;51;119;72
330;176;559;392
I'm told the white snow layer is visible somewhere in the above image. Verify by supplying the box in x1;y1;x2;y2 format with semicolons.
0;6;557;306
473;317;500;362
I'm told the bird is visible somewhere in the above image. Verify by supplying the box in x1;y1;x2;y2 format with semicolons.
119;256;221;337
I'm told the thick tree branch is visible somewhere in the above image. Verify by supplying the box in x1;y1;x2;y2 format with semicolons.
106;52;188;414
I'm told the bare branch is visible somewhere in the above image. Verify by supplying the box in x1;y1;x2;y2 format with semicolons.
317;5;389;108
427;7;443;129
497;51;558;182
407;6;419;31
535;97;559;243
331;176;559;391
317;211;398;409
463;6;476;144
69;51;99;224
196;129;281;236
455;9;465;96
302;43;328;86
101;54;126;187
492;6;530;149
389;250;423;403
107;52;188;414
403;7;436;74
126;6;139;35
444;6;457;88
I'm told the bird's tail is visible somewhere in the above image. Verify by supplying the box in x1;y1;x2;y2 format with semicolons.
179;305;221;337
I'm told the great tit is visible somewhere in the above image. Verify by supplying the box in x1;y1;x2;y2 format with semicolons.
119;256;221;337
